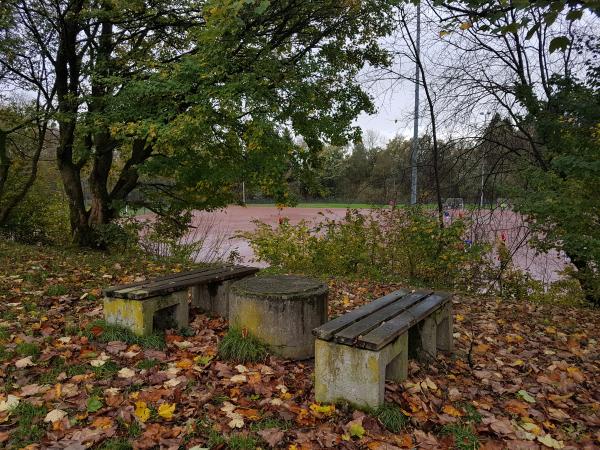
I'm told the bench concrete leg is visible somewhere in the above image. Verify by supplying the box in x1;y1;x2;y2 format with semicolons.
385;333;408;381
436;302;454;352
191;281;232;318
103;291;189;336
409;303;454;361
314;333;408;409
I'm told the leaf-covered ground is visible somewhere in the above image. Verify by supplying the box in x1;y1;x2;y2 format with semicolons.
0;241;598;449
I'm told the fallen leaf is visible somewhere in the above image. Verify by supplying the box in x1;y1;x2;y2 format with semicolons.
230;374;247;383
442;404;463;417
228;415;244;428
118;367;136;378
15;356;35;368
258;428;284;447
490;418;515;436
0;395;19;412
537;434;564;449
44;409;67;423
158;402;176;420
349;423;366;439
517;390;536;404
135;401;151;423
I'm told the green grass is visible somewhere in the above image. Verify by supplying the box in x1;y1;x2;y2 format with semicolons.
99;438;133;450
0;326;10;340
228;434;260;450
218;327;268;363
136;358;163;370
206;429;227;448
8;402;48;448
15;342;40;357
460;403;482;424
85;320;165;350
250;418;292;431
441;423;480;450
372;403;409;433
46;284;69;296
91;360;120;378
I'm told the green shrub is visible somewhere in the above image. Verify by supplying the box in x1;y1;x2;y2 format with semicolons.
243;208;489;289
0;163;69;245
218;327;268;363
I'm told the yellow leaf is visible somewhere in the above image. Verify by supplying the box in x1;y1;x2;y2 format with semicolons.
134;401;150;423
176;359;193;369
158;403;176;420
309;403;335;416
537;434;564;449
474;344;490;354
521;422;542;436
349;423;366;438
460;21;472;30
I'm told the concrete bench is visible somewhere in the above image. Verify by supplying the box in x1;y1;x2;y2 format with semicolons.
102;265;259;335
312;289;453;408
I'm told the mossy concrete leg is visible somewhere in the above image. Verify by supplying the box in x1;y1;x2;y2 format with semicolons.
409;304;453;361
229;276;328;360
103;291;189;336
191;281;232;318
314;333;408;409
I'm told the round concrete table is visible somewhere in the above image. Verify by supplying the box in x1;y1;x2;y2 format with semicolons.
228;275;328;360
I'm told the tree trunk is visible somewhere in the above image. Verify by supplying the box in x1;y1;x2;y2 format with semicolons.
0;130;8;198
571;255;599;306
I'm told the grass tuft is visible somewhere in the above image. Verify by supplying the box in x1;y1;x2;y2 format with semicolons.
85;320;165;350
0;326;10;340
218;327;268;363
461;402;482;424
228;434;260;450
441;422;480;450
373;403;409;433
250;417;292;431
15;342;40;357
99;438;133;450
8;401;48;448
136;358;162;370
46;284;69;296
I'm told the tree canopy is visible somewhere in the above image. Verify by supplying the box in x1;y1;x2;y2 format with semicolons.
0;0;400;245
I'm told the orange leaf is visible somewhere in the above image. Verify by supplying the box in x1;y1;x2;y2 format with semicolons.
443;404;463;417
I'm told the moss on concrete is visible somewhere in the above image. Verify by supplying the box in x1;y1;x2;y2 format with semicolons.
231;275;328;301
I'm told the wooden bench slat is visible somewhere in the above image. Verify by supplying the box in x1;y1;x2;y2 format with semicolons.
123;266;257;292
104;266;259;300
357;292;451;350
121;268;259;300
108;266;241;293
312;289;409;340
333;290;432;346
103;266;221;295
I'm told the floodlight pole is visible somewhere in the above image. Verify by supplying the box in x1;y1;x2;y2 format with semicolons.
410;2;421;205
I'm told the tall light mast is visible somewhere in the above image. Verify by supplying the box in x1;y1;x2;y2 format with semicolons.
410;3;421;205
